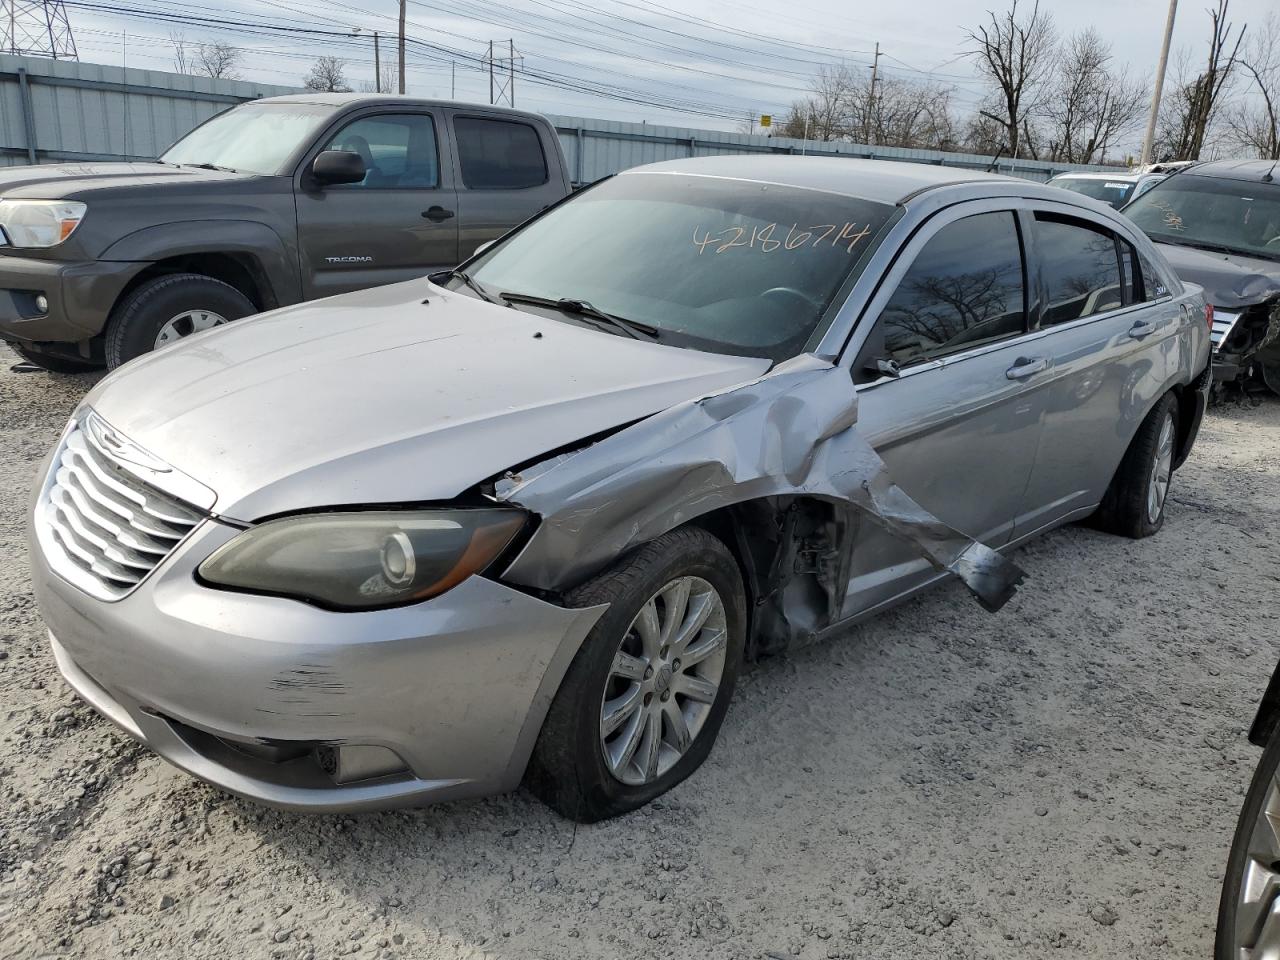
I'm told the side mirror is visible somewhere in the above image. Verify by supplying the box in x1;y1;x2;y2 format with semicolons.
864;357;901;379
311;150;366;187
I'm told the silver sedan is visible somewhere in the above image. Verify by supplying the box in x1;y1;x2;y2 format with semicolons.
30;156;1211;821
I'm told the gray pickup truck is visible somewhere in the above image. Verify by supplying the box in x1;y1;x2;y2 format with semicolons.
0;93;571;371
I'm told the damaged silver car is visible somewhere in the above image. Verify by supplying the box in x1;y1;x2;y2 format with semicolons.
30;156;1211;821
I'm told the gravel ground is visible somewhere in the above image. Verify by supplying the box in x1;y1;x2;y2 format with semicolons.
1;340;1278;960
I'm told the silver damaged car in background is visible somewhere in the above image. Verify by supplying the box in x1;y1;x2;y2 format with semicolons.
29;156;1211;822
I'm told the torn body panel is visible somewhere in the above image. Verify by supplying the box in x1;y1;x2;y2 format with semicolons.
496;354;1025;648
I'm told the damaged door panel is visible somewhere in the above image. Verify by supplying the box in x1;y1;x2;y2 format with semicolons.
495;355;1027;651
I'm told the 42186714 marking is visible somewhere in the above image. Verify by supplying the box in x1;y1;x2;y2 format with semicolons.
692;221;873;255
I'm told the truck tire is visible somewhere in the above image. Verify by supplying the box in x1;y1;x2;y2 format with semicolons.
8;343;101;374
104;273;256;369
1091;392;1179;539
525;527;747;822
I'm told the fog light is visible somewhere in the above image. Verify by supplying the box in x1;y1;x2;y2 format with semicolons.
34;294;48;313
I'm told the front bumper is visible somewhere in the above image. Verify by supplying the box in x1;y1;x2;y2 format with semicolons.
0;254;144;345
31;518;605;812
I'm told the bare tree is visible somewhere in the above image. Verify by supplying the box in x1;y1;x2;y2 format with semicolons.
193;42;242;81
305;56;352;93
1044;30;1149;164
780;66;956;150
359;62;399;95
1226;12;1279;159
780;65;856;141
1159;0;1247;160
965;0;1057;158
170;31;191;75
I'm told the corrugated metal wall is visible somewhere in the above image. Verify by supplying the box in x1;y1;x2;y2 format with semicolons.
0;54;298;166
0;54;1110;183
547;115;1112;184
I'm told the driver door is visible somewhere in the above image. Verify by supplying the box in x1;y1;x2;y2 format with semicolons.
295;109;459;299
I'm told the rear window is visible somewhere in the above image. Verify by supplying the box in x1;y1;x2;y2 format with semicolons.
1036;214;1123;324
1050;177;1135;209
454;117;548;189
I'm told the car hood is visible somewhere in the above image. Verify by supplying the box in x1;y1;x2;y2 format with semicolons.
84;279;770;521
0;161;252;199
1154;241;1280;309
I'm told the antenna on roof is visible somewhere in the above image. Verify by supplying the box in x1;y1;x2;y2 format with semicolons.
1263;157;1279;183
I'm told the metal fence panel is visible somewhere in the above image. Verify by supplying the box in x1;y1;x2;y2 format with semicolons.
0;54;1114;184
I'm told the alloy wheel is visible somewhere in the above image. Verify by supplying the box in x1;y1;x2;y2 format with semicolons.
1147;411;1175;524
1231;769;1280;957
154;309;229;349
599;576;728;786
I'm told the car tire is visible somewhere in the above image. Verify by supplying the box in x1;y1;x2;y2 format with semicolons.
8;343;101;374
104;273;256;369
1215;726;1280;959
525;526;747;822
1092;392;1179;539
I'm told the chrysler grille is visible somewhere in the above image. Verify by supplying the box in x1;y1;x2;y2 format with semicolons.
39;420;205;598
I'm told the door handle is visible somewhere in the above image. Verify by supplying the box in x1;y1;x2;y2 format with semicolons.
1128;319;1156;339
1005;356;1049;380
422;206;455;222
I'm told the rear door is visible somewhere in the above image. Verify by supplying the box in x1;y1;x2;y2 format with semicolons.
1014;206;1183;536
446;111;567;260
295;108;458;299
842;204;1052;616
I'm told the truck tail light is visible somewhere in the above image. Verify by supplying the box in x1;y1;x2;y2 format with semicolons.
1205;303;1214;331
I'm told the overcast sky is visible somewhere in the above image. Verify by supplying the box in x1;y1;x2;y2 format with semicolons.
63;0;1274;139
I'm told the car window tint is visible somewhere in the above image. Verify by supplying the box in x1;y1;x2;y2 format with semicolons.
455;117;548;189
322;114;438;189
1139;251;1171;299
1036;214;1123;325
877;211;1026;366
1051;177;1135;209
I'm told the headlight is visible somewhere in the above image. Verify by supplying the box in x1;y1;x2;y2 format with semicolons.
198;509;528;610
0;199;87;247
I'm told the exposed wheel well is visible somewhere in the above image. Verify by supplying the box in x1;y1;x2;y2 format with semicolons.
113;253;275;319
1169;372;1207;469
689;495;850;661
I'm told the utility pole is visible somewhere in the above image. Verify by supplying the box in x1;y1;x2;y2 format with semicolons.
1140;0;1178;166
3;0;78;58
488;40;494;104
509;38;515;107
397;0;406;94
373;31;381;93
867;41;881;144
451;60;455;98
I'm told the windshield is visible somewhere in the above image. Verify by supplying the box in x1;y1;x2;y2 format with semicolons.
1124;174;1280;261
458;172;896;361
1049;177;1136;209
161;103;334;176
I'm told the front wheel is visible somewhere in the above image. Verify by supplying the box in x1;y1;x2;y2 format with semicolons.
1216;727;1280;958
526;527;747;822
104;273;256;368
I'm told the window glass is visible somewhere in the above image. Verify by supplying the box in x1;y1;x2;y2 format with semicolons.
161;103;334;176
464;172;895;362
455;117;548;189
321;114;438;188
1036;215;1123;325
1124;174;1280;262
1139;251;1171;299
1050;176;1135;209
876;212;1026;366
1119;239;1139;304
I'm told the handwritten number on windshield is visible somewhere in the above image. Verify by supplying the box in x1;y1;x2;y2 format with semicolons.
693;221;872;255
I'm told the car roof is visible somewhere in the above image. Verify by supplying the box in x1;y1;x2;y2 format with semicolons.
622;155;1028;205
1178;158;1280;184
253;92;547;123
1049;171;1146;182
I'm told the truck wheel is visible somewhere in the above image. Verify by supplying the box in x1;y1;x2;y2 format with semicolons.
8;343;101;374
1091;392;1179;539
525;527;747;822
104;273;255;368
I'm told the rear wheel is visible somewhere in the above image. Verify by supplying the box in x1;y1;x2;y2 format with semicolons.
7;343;101;374
1216;727;1280;959
104;273;255;368
526;527;746;822
1092;392;1178;539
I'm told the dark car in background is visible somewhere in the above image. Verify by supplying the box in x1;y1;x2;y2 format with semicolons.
0;94;571;372
1122;160;1280;394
